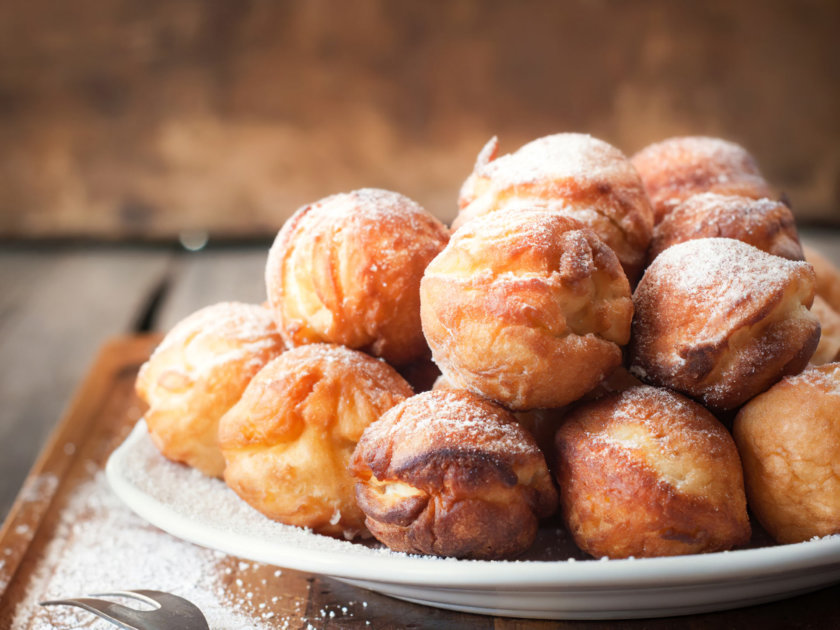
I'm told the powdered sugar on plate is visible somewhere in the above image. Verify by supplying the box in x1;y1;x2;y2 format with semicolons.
88;421;840;619
11;471;275;630
112;421;438;559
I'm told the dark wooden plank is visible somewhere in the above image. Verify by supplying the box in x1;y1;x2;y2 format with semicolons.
155;246;269;331
0;248;171;522
0;252;54;331
0;335;159;622
0;0;838;240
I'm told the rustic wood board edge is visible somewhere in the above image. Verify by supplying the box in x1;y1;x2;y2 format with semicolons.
0;334;160;597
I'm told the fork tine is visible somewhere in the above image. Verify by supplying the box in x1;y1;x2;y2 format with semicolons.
88;590;160;608
39;590;209;630
99;590;209;627
40;596;149;629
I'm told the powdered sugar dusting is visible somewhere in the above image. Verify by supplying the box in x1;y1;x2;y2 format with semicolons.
271;343;413;397
650;193;802;261
370;390;540;459
636;238;808;344
599;386;723;449
631;136;770;221
476;133;630;186
143;301;284;382
152;302;280;355
11;471;274;630
112;421;577;563
290;188;447;244
117;421;417;560
782;362;840;397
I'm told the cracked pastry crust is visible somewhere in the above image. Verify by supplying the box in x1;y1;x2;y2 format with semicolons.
431;375;567;463
421;207;633;411
554;385;751;559
136;302;286;478
648;193;803;264
631;136;772;225
265;188;449;366
218;343;413;539
733;363;840;543
629;238;820;412
453;134;653;283
350;389;558;559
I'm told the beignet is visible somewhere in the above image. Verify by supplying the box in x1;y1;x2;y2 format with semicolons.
555;386;751;558
631;136;771;224
265;188;449;365
629;238;819;411
454;134;653;282
421;208;633;410
351;389;557;559
648;193;803;263
218;343;413;539
136;302;286;478
733;363;840;543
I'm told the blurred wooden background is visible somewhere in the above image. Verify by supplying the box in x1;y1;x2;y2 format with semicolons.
1;0;838;239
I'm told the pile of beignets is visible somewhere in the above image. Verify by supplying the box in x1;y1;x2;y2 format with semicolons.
136;134;840;560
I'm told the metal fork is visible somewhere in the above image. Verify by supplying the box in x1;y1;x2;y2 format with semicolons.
40;589;209;630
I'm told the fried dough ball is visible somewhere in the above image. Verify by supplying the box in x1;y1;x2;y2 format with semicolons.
218;344;413;539
555;386;751;558
631;136;772;224
421;208;633;410
265;188;449;365
350;389;558;559
804;244;840;313
811;296;840;365
648;193;803;263
733;363;840;543
629;238;820;411
136;302;286;478
454;134;654;283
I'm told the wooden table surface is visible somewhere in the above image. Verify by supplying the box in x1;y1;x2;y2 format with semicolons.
1;233;839;628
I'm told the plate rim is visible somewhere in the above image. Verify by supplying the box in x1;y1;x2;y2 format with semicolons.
106;420;840;590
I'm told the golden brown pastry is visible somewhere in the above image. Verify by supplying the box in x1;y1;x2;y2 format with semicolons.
631;136;772;224
555;386;751;558
733;363;840;543
350;389;558;559
421;208;633;410
218;343;413;539
629;238;820;411
430;375;566;460
648;193;803;263
265;188;449;365
804;244;840;313
811;296;840;365
136;302;286;478
454;134;654;283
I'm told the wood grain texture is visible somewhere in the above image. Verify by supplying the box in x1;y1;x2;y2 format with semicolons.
0;336;838;628
0;248;171;519
0;0;838;240
154;247;269;331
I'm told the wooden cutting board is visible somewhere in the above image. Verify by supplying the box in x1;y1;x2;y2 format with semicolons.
1;335;838;629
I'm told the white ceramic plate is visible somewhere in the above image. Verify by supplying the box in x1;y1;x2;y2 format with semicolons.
106;421;840;620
